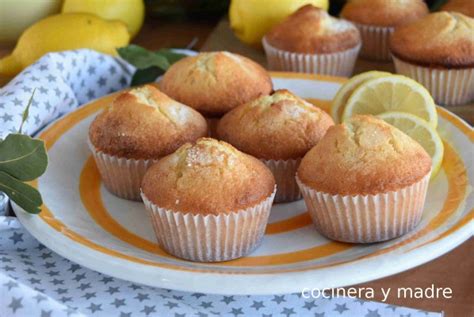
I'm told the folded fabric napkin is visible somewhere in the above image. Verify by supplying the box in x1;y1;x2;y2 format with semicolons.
0;49;442;317
0;49;134;139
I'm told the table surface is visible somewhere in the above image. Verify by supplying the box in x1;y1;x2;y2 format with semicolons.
1;16;473;317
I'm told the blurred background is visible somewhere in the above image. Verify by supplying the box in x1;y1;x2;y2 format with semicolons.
0;0;446;48
0;0;453;86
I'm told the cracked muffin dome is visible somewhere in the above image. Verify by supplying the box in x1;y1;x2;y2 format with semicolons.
89;85;208;159
160;52;273;117
264;5;361;54
297;115;431;196
390;12;474;68
441;0;474;18
217;89;334;160
341;0;429;27
141;138;276;215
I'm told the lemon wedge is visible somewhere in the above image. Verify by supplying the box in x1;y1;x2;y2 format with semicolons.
331;71;391;123
342;75;438;128
378;111;444;178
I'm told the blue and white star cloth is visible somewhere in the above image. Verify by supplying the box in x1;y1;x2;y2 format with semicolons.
0;49;442;317
0;49;133;138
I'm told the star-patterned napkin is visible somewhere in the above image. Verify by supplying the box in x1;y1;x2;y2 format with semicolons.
0;49;443;317
0;49;134;139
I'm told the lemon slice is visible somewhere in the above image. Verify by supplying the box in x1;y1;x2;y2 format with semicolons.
378;111;444;178
331;71;391;123
342;75;438;128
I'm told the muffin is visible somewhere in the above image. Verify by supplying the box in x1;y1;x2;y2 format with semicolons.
141;138;276;262
262;5;361;76
341;0;428;61
297;115;431;243
441;0;474;17
390;12;474;106
160;51;273;134
217;89;334;203
89;85;208;200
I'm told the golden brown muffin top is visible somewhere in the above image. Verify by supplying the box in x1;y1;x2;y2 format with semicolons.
160;52;273;117
141;138;276;215
341;0;429;27
217;89;334;160
390;12;474;68
441;0;474;18
264;5;361;54
297;115;431;196
89;85;208;159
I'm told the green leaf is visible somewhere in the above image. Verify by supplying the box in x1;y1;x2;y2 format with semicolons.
19;89;36;134
117;44;170;70
430;0;448;11
155;48;187;64
118;44;189;86
0;134;48;181
0;171;42;214
131;67;165;86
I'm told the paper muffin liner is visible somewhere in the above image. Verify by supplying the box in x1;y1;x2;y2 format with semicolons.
352;22;394;62
262;37;361;77
141;188;276;262
393;56;474;106
296;172;431;243
88;141;158;201
262;158;302;203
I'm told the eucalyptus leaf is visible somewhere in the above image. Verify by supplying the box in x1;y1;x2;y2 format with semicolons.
118;44;188;85
19;89;36;134
118;44;170;70
0;134;48;181
0;171;42;214
430;0;448;11
155;49;187;64
131;67;165;86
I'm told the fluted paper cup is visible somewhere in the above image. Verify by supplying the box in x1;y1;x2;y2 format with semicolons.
142;188;276;262
262;37;361;77
353;22;394;62
393;55;474;106
88;141;158;201
296;172;430;243
262;158;302;203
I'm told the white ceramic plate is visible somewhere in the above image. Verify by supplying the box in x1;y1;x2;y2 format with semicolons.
15;72;473;295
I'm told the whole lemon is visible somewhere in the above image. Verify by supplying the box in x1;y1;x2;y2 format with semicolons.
0;13;130;76
230;0;329;46
62;0;145;38
0;0;61;45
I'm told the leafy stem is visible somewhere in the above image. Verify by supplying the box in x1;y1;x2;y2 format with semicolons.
0;91;48;214
18;88;36;134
